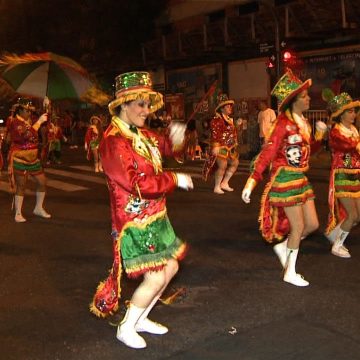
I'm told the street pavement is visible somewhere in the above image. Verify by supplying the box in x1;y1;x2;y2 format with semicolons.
1;147;359;360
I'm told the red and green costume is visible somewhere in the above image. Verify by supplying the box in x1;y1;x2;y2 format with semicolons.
248;110;323;242
85;125;102;160
203;113;238;180
7;115;43;191
90;116;186;317
325;123;360;234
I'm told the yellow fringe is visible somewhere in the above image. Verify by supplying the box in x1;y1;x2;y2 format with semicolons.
89;235;122;318
270;189;314;203
272;178;307;188
334;168;360;175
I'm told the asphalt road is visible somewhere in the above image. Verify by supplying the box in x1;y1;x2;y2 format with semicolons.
1;148;359;360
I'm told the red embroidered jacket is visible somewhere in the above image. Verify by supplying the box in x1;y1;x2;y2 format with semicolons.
250;111;322;182
329;124;360;170
8;116;39;150
210;114;238;149
99;124;178;234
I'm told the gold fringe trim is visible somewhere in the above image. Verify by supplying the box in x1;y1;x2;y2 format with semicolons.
272;178;307;188
334;191;360;198
258;167;281;241
258;166;309;242
108;90;164;115
89;234;122;318
270;189;314;203
334;168;360;175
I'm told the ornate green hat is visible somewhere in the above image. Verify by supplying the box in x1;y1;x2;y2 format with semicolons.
215;93;234;112
108;71;163;115
322;89;360;120
271;69;312;111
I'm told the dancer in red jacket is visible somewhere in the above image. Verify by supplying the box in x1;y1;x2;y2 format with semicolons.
90;71;193;349
203;94;239;193
323;90;360;258
241;69;327;287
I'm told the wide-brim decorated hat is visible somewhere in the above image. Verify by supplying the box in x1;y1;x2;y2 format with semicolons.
215;93;234;112
322;89;360;120
271;69;312;111
108;71;164;115
13;97;35;112
90;115;101;124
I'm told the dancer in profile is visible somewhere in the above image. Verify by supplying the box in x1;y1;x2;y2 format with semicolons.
90;71;193;349
241;69;327;287
323;90;360;258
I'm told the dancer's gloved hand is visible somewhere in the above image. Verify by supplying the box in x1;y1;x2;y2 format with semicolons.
169;122;186;146
38;113;48;124
176;173;193;191
241;178;257;204
314;120;328;141
315;120;327;132
241;188;252;203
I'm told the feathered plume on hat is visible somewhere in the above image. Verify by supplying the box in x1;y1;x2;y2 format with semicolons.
322;88;360;120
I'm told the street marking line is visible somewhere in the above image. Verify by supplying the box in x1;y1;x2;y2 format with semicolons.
46;179;88;192
45;168;106;185
69;165;94;172
0;181;34;195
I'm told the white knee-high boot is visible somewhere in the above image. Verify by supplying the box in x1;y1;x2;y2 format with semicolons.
116;303;147;349
273;238;288;268
135;296;168;335
331;228;350;258
325;221;343;244
14;195;26;222
283;248;309;287
33;192;51;218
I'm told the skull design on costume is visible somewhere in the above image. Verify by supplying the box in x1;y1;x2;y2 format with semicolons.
286;145;302;167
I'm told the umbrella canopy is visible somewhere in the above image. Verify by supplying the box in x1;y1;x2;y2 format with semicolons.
0;52;93;100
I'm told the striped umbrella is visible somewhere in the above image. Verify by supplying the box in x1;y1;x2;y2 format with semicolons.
0;52;93;100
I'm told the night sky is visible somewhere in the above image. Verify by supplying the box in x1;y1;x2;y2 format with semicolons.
0;0;167;80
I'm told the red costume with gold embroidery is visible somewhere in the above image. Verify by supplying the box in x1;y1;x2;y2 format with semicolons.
202;113;238;180
7;115;43;189
326;123;360;234
248;110;323;242
90;117;186;317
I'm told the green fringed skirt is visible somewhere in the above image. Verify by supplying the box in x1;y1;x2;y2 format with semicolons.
269;169;315;207
121;214;186;278
335;172;360;198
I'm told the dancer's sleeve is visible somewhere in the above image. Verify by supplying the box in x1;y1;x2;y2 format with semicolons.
100;136;177;198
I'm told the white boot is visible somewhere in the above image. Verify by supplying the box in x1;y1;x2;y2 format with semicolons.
135;297;168;335
325;222;343;244
116;304;147;349
283;248;309;287
14;195;26;222
33;192;51;218
331;229;350;258
273;238;288;268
